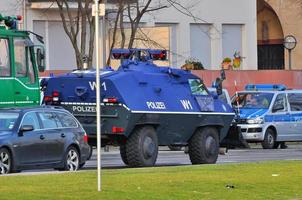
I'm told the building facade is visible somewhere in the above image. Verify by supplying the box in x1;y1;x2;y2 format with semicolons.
0;0;258;72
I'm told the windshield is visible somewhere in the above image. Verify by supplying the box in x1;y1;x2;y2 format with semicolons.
0;112;19;132
232;92;273;109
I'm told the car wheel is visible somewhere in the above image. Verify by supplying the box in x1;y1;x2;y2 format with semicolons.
126;126;158;167
64;146;80;171
120;143;129;165
87;145;93;160
189;127;219;164
0;148;12;175
79;162;86;169
261;129;275;149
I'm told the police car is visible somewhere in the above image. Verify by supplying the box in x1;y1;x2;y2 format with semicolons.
233;84;302;149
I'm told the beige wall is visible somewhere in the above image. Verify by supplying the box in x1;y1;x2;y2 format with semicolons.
264;0;302;69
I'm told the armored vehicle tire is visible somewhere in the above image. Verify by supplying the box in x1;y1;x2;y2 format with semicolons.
188;127;219;165
126;126;158;167
120;144;129;165
168;145;182;151
0;148;12;174
261;129;276;149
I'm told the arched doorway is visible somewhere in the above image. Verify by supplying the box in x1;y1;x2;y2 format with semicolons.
257;0;284;69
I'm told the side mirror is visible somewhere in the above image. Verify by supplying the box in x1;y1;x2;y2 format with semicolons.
215;77;223;96
36;48;45;72
272;104;284;113
220;69;226;80
19;125;34;136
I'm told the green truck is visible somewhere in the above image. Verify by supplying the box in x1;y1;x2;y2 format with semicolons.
0;14;45;107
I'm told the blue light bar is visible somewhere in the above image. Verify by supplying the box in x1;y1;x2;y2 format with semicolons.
245;84;287;91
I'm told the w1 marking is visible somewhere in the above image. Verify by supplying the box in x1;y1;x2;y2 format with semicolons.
180;100;193;110
89;81;107;91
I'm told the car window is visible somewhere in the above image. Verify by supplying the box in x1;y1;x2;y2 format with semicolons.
0;38;11;77
21;112;40;130
288;93;302;111
0;112;19;131
272;94;288;113
233;92;273;109
38;112;62;129
56;112;78;128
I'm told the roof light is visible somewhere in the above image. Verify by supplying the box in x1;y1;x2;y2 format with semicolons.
245;84;287;91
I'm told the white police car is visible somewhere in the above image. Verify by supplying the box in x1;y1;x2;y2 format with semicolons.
233;84;302;149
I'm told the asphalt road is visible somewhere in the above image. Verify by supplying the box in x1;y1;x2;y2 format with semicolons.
7;144;302;176
84;145;302;169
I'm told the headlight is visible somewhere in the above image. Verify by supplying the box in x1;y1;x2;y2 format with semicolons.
246;117;264;124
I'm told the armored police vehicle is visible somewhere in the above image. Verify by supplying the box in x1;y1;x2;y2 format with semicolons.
43;49;236;167
0;14;45;107
233;84;302;149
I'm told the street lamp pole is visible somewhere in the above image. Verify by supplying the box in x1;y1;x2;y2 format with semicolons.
94;0;101;192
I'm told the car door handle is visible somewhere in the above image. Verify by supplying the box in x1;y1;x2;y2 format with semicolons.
15;91;20;94
61;133;66;138
40;135;45;140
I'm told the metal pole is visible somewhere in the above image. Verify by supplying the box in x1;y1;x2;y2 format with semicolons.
288;49;292;70
94;0;102;192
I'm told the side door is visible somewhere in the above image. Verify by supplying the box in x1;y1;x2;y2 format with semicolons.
288;92;302;140
13;38;40;107
37;111;65;163
14;112;45;166
0;37;14;107
270;93;290;141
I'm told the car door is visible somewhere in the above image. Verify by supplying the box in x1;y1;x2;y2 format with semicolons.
37;111;65;163
14;112;45;166
13;38;40;107
270;93;290;141
288;92;302;140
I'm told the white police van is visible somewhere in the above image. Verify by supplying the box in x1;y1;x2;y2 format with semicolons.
233;84;302;149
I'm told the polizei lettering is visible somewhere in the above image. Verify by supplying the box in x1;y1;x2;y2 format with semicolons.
146;101;166;110
180;100;193;110
72;106;96;113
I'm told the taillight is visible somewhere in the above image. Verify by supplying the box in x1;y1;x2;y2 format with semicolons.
43;95;52;103
112;126;125;133
84;133;88;143
103;98;118;103
52;90;60;102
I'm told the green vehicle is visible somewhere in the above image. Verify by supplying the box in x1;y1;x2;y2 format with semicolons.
0;14;45;107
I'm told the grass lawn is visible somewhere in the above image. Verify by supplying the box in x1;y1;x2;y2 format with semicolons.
1;161;302;200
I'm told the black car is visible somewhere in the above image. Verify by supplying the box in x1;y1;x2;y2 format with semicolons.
0;106;90;174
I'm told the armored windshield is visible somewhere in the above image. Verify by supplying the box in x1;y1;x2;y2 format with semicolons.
188;79;208;95
232;92;274;109
0;113;19;132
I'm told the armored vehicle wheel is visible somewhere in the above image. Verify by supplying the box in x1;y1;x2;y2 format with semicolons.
188;127;219;164
126;126;158;167
261;129;275;149
120;143;129;165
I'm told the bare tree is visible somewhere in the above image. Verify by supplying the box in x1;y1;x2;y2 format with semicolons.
55;0;95;69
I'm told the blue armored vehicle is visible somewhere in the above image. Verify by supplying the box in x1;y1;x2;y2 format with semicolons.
42;49;236;167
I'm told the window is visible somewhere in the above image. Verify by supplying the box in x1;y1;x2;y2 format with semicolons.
288;93;302;111
272;94;287;113
233;93;273;109
188;79;208;95
0;112;19;132
21;112;40;130
14;39;27;77
222;25;242;60
56;112;78;128
0;38;11;77
28;48;36;84
38;112;62;129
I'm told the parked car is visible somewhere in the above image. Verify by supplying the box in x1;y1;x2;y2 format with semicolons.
0;106;90;174
232;84;302;149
